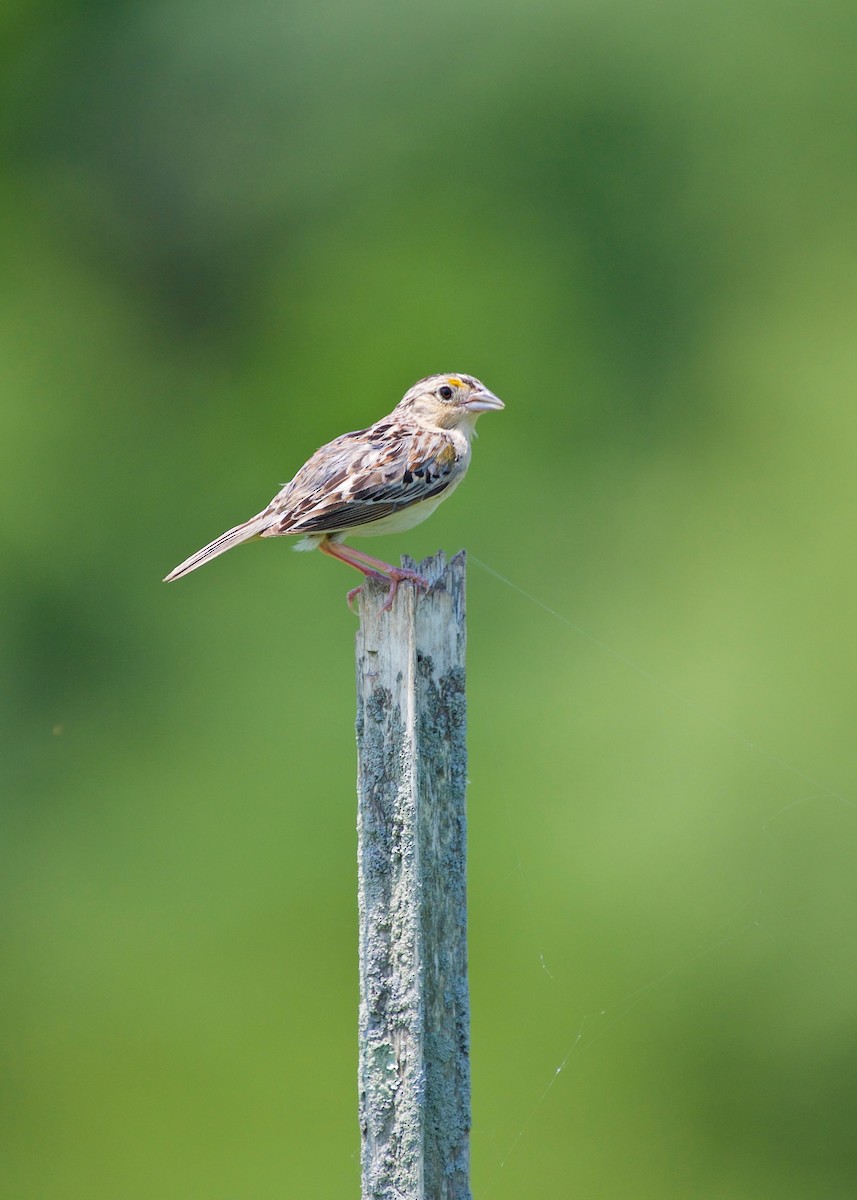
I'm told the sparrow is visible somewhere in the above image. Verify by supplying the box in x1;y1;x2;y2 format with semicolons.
163;373;504;609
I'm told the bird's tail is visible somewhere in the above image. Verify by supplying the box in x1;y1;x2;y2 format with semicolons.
163;513;273;582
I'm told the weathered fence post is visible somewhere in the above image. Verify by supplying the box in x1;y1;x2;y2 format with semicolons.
355;550;471;1200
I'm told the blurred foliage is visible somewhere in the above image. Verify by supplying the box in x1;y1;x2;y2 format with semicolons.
3;1;857;1196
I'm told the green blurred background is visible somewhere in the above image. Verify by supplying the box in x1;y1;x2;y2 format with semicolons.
3;1;857;1196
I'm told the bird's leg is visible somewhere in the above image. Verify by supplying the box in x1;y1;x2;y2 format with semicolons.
318;539;430;611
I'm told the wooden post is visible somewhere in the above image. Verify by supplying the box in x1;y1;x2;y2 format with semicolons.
355;551;471;1200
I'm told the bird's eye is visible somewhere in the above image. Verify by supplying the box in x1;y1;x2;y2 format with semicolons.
438;384;454;400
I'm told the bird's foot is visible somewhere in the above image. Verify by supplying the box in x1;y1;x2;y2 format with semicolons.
346;571;389;613
380;567;430;613
346;567;430;613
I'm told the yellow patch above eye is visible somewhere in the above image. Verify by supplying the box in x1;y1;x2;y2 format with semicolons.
446;377;463;388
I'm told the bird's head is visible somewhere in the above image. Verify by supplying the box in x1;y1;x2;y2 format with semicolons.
396;374;505;434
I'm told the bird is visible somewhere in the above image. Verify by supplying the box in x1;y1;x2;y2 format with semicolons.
163;373;504;610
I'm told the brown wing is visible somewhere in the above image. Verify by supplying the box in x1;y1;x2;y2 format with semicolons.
267;423;461;535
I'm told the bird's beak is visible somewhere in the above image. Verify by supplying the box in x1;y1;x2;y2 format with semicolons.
464;387;505;413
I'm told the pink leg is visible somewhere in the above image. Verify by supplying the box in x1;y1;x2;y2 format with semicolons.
319;539;429;612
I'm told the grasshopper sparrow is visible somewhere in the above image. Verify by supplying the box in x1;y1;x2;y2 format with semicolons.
163;373;504;609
